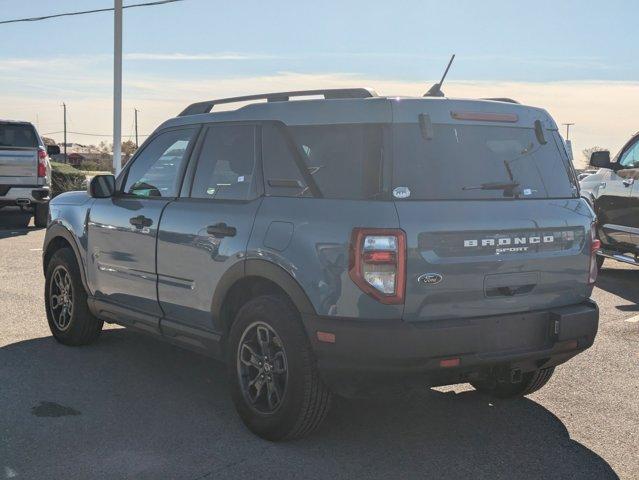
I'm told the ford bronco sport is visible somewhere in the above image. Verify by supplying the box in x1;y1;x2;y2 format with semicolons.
43;88;599;440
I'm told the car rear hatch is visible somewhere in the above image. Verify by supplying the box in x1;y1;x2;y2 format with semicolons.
0;122;40;187
391;100;593;323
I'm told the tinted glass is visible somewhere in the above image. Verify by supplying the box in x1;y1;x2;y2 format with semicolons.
191;125;257;200
0;123;38;148
393;124;576;200
287;124;384;200
262;123;311;197
124;128;196;198
619;140;639;168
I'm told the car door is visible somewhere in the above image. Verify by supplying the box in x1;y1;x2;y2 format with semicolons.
156;123;262;341
620;138;639;247
86;126;199;329
596;137;639;247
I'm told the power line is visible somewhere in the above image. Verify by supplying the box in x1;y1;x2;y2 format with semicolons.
0;0;185;25
42;130;150;138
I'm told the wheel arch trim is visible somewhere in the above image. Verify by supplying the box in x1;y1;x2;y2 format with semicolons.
211;258;317;323
43;224;91;295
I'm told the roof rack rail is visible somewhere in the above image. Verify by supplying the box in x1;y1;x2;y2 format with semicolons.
481;97;520;104
179;88;378;117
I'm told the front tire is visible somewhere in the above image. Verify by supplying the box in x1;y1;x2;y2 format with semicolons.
45;247;103;345
471;367;555;399
227;295;332;440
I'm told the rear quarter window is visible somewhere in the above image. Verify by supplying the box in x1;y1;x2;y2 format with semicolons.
263;123;385;200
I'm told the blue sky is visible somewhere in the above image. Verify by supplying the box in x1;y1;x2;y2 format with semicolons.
1;0;638;164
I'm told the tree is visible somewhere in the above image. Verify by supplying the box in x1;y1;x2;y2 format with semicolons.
582;146;608;163
121;140;137;156
98;141;112;154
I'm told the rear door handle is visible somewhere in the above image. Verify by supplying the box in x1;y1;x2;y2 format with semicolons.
623;178;634;187
129;215;153;229
206;222;236;238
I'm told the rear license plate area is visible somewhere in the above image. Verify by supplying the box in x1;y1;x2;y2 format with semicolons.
479;312;549;353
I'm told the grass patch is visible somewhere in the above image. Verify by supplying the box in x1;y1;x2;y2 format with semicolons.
51;162;87;197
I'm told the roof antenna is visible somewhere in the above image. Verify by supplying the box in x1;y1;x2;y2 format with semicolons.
424;54;455;97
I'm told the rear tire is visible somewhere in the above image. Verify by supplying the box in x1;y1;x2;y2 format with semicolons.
596;255;604;271
471;367;555;399
227;295;332;440
45;247;103;346
34;203;49;228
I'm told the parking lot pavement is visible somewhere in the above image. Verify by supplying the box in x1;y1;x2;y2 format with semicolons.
0;224;637;480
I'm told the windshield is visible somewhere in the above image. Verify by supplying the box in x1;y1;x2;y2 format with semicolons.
392;123;576;200
0;123;38;148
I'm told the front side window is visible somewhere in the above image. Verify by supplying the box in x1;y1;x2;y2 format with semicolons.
124;128;197;198
191;125;257;200
619;140;639;168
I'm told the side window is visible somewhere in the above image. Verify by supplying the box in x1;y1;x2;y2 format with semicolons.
191;125;257;200
288;124;384;200
262;123;311;197
619;140;639;168
124;128;196;198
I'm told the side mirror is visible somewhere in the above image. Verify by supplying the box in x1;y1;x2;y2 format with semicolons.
88;174;116;198
46;144;61;156
590;150;611;168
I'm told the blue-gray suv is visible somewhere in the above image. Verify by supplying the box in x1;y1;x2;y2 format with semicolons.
42;88;599;440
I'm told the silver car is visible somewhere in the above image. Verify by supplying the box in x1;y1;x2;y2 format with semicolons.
0;120;57;227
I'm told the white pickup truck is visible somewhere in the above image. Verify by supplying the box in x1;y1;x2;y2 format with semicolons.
0;120;59;227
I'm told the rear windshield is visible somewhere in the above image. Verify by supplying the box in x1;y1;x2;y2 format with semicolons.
392;123;577;200
0;123;38;148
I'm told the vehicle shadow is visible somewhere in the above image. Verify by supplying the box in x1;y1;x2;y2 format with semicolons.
596;263;639;309
0;329;618;480
0;207;38;238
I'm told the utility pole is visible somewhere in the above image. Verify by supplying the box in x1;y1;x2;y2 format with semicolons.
562;123;575;162
563;123;575;140
62;102;67;162
134;108;139;148
113;0;123;175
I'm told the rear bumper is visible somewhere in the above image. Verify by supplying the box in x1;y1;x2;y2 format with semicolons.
303;301;598;389
0;185;50;205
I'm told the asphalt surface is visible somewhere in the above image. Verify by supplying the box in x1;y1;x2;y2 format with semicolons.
0;209;637;480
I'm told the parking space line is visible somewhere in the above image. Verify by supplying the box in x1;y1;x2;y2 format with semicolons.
624;315;639;323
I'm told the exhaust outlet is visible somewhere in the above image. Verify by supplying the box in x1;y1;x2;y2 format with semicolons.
16;198;31;206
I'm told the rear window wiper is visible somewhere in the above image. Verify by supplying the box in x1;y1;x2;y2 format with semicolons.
462;180;522;197
462;157;523;196
462;181;520;192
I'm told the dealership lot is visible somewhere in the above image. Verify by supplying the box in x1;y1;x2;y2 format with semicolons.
1;214;637;480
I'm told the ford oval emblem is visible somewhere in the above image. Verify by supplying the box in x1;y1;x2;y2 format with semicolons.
417;273;443;285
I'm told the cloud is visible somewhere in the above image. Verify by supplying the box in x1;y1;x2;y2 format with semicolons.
123;52;275;61
2;69;637;167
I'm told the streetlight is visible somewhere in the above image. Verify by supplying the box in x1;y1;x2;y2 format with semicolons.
113;0;122;175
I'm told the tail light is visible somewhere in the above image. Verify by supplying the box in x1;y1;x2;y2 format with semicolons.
349;228;406;304
37;147;48;178
588;222;601;285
